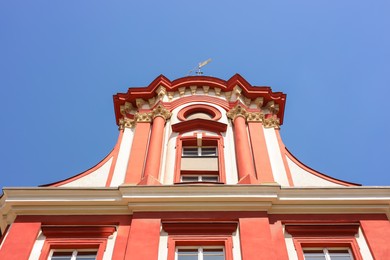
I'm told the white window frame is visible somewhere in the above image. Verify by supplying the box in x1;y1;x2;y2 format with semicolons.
49;249;97;260
303;247;353;260
176;246;225;260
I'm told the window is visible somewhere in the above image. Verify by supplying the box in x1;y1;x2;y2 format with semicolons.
182;147;217;157
303;248;353;260
177;247;225;260
51;250;97;260
181;175;219;183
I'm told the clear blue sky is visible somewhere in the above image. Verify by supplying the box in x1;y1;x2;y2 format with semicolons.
1;1;389;187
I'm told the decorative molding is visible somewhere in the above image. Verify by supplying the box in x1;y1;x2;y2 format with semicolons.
190;85;197;95
178;87;186;96
247;112;264;122
202;86;210;95
255;97;264;108
136;98;146;109
135;112;152;123
119;117;135;129
263;116;280;129
227;105;248;121
151;105;172;121
214;88;221;96
120;102;133;116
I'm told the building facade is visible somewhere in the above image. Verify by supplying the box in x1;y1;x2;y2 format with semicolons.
0;74;389;260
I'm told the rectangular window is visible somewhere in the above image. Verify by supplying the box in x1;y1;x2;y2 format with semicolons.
182;147;217;157
181;175;219;183
51;250;97;260
177;247;225;260
303;248;353;260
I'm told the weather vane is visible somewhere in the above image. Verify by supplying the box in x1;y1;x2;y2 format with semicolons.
188;58;212;76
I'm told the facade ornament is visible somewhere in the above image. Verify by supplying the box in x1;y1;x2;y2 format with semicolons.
247;112;264;122
135;112;152;123
156;85;167;99
227;104;248;121
136;98;146;109
148;97;156;107
244;97;251;107
120;102;133;116
178;87;186;97
118;117;135;130
225;91;232;101
167;91;175;101
214;88;221;96
190;85;197;95
265;101;279;114
263;116;280;129
151;105;172;121
254;97;264;108
202;86;209;95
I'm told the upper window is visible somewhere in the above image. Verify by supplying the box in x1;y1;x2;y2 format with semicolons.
303;248;353;260
51;250;97;260
177;247;225;260
182;147;217;157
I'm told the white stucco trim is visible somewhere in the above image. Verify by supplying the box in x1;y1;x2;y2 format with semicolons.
225;121;238;184
284;228;298;260
110;128;134;187
61;158;113;187
102;229;118;260
232;226;242;260
159;120;171;185
158;229;169;260
355;227;373;260
28;231;45;260
263;128;290;186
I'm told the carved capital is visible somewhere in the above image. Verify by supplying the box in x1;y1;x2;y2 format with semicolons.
118;117;135;129
263;116;280;129
151;105;172;121
227;105;248;121
247;112;264;122
135;112;152;123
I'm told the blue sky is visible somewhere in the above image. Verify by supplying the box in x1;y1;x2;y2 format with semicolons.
1;1;389;187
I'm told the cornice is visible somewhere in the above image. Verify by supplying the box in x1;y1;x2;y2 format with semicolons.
1;186;389;232
113;74;287;127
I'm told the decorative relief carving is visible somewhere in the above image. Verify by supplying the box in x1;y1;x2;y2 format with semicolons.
225;91;232;101
244;97;251;107
148;97;156;107
190;86;197;95
254;97;264;108
167;91;175;101
120;102;133;116
247;112;264;122
227;105;248;121
214;88;221;96
156;85;167;98
136;98;146;109
151;105;172;121
263;116;280;129
265;101;279;114
202;86;209;95
118;117;135;129
178;87;186;97
135;112;152;122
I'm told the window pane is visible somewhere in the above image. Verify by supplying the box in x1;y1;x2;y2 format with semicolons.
303;252;326;260
51;251;73;260
181;176;199;182
177;248;198;260
201;176;219;182
76;251;97;260
203;249;225;260
183;148;199;157
201;147;217;156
